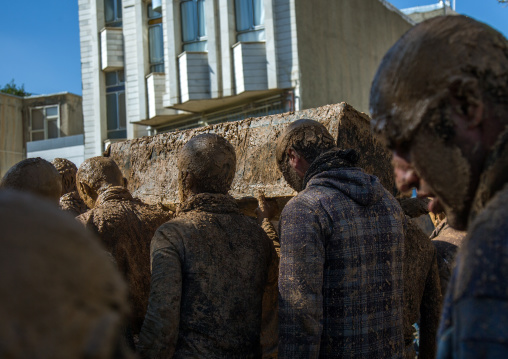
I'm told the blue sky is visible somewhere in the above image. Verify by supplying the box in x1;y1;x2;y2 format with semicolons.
0;1;507;96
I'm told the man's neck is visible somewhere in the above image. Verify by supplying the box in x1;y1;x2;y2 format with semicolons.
469;124;508;223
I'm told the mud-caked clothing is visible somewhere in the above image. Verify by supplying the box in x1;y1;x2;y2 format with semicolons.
278;149;405;358
77;186;172;333
137;193;278;359
437;184;508;358
430;219;466;297
403;220;442;359
59;190;88;217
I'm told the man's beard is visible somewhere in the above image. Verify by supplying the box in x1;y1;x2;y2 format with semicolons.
283;165;304;192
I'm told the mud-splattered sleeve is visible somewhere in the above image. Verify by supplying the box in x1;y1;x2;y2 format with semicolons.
137;225;183;359
278;197;327;359
261;218;280;257
419;249;442;359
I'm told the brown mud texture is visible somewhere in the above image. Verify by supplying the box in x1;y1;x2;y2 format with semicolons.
430;219;466;296
77;188;172;334
106;103;395;207
403;219;442;359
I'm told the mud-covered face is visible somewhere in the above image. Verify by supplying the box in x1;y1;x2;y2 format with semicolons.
390;116;475;231
77;182;97;209
279;160;304;192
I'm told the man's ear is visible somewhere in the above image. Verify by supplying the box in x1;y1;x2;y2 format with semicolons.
287;147;300;169
78;182;97;207
184;171;198;193
448;77;484;129
287;147;309;178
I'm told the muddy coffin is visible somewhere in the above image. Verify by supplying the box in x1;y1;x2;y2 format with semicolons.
106;102;394;211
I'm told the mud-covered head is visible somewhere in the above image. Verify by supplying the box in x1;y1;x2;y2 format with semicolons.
76;157;124;209
177;133;236;202
0;157;62;205
275;119;335;191
370;15;508;146
370;15;508;230
0;190;132;358
52;158;78;195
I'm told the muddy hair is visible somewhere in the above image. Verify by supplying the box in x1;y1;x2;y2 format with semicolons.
76;157;124;192
178;133;236;195
52;158;78;194
0;157;62;203
276;119;336;171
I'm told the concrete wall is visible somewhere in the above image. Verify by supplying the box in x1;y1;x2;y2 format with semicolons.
27;134;85;168
294;0;413;114
233;42;268;94
0;93;24;177
179;52;211;102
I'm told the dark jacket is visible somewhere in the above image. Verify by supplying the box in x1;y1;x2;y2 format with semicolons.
77;186;172;333
278;149;405;358
403;220;442;359
137;193;278;359
437;185;508;359
437;132;508;358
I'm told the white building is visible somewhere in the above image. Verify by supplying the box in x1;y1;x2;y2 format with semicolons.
79;0;414;157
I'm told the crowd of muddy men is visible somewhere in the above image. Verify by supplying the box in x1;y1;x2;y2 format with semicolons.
1;15;507;359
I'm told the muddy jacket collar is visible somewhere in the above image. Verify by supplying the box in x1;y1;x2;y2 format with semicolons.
179;193;239;215
302;148;359;189
96;186;133;206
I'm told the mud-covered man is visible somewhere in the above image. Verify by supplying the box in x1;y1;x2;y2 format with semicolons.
0;190;133;358
52;158;88;216
370;15;508;357
274;119;405;357
76;157;172;335
137;133;278;358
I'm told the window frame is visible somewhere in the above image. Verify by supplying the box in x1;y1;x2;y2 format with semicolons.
105;71;127;139
180;0;208;52
29;105;61;142
105;0;123;27
148;4;165;73
235;0;265;42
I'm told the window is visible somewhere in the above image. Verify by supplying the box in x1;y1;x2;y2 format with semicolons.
180;0;207;52
105;0;122;27
30;106;60;142
105;71;127;139
148;4;164;73
235;0;265;42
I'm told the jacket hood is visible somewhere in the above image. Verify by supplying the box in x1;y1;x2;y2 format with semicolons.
304;149;385;206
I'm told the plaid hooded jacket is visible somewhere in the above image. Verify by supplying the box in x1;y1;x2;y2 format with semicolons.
278;149;405;358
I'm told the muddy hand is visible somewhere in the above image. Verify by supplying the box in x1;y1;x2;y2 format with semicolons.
255;191;276;225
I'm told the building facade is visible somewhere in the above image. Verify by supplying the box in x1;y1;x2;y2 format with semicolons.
78;0;414;157
0;92;84;176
